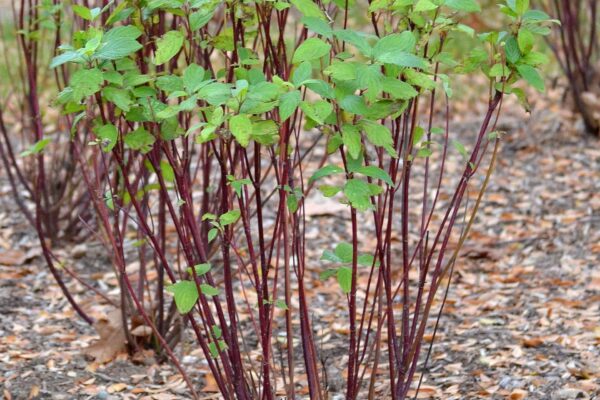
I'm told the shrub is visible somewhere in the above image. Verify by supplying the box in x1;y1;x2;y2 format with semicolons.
546;0;599;135
39;0;553;398
0;0;97;324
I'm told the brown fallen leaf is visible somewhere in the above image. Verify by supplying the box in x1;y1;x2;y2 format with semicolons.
522;337;544;348
83;308;127;363
0;249;26;266
509;389;528;399
201;373;220;393
107;383;127;393
130;325;152;337
28;385;40;399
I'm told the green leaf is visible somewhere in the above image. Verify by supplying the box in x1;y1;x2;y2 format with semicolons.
20;138;51;157
337;267;352;294
417;147;433;158
220;209;241;225
159;160;175;182
360;120;396;156
95;26;143;61
95;124;118;152
354;166;393;186
274;299;288;310
183;64;206;93
414;0;438;12
452;139;468;159
341;124;362;159
488;63;510;78
517;28;534;54
208;228;218;242
166;281;198;314
124;127;155;153
72;5;93;20
300;100;332;124
344;179;373;211
70;68;103;102
324;62;358;81
279;90;301;121
320;268;337;280
212;325;222;339
190;9;214;30
504;36;521;64
309;165;345;183
50;51;84;69
200;284;220;296
292;38;331;64
302;16;333;38
157;75;184;93
321;242;355;264
517;64;544;92
444;0;480;12
405;70;436;90
381;78;418;100
334;242;353;263
319;184;341;197
102;87;132;112
154;30;185;65
515;0;529;15
373;32;416;59
334;29;373;57
292;61;312;87
377;52;427;69
522;10;551;22
198;82;231;106
230;114;253;147
187;263;211;276
291;0;326;20
340;95;368;116
208;339;228;358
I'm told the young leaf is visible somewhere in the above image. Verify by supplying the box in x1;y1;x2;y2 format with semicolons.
20;138;51;157
337;267;352;294
154;30;185;65
373;32;416;59
290;0;327;20
309;165;345;183
279;90;301;121
414;0;438;12
220;209;241;226
452;139;468;159
292;38;331;64
444;0;480;12
300;100;333;124
200;284;220;296
166;281;199;314
344;179;373;211
70;68;103;102
95;124;118;152
124;127;155;153
95;26;143;61
188;263;211;276
517;64;544;92
208;228;218;242
354;166;393;186
377;52;427;69
341;124;362;159
229;114;253;147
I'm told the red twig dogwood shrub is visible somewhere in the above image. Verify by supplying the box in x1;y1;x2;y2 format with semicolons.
7;0;554;398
